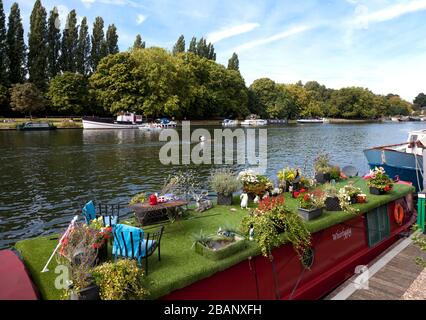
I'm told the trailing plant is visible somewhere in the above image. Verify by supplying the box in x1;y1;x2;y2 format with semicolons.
257;195;285;215
240;202;311;261
323;183;359;214
364;167;393;191
323;183;339;197
412;225;426;267
340;181;362;198
92;259;148;300
129;192;146;205
209;169;241;195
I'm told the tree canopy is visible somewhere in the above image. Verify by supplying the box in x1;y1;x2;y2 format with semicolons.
9;83;45;117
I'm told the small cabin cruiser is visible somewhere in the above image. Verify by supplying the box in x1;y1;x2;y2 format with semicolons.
82;112;145;129
222;119;238;127
139;118;177;131
364;129;426;191
297;118;325;124
240;119;268;127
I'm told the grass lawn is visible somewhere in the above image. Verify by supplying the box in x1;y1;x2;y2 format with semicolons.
14;178;414;300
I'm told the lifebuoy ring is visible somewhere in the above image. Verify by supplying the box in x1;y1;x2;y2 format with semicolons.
394;203;405;226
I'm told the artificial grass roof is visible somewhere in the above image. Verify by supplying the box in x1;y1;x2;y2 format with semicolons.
14;178;414;300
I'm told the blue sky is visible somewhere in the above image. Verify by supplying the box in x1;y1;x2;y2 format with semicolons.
4;0;426;101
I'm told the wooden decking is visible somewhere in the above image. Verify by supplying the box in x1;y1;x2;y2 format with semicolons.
325;236;426;300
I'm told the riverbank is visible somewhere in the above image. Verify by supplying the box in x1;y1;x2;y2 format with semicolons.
0;118;82;130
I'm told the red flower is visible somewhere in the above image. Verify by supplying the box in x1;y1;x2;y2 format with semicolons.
300;188;306;193
293;191;300;198
303;194;310;201
384;185;391;192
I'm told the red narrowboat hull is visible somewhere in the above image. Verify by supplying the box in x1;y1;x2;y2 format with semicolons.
162;197;415;300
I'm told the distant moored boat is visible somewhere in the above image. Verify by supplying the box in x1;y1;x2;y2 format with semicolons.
297;118;325;124
16;122;56;131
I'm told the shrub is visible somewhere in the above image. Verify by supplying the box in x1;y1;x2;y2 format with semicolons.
92;259;148;300
210;169;241;195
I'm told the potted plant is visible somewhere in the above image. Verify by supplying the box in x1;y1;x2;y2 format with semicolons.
314;153;332;183
129;192;146;205
57;222;102;300
238;170;273;198
210;169;241;205
89;217;113;263
365;167;393;195
278;167;298;191
92;259;148;300
298;191;326;220
323;183;341;211
339;182;362;204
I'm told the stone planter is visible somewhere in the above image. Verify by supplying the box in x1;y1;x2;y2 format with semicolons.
315;172;331;184
69;284;100;300
217;193;233;206
325;196;341;211
194;235;247;261
298;207;323;221
369;187;387;195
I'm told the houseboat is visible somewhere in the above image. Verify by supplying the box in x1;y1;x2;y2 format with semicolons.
82;112;145;129
9;178;416;300
16;122;56;131
364;129;426;192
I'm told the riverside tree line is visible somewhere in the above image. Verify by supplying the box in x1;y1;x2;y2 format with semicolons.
0;0;425;120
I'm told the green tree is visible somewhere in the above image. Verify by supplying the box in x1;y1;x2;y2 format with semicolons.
248;78;280;117
91;17;107;72
9;82;45;118
172;35;185;55
60;9;78;72
0;83;7;114
106;24;119;55
76;17;90;76
48;72;89;115
227;52;239;71
28;0;48;90
133;34;145;49
7;2;26;84
188;36;197;53
386;94;412;116
47;7;61;79
414;93;426;109
0;0;8;85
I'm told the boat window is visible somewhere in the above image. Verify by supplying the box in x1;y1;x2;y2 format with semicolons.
409;135;418;142
366;205;390;247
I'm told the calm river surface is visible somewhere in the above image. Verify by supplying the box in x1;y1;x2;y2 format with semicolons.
1;122;425;248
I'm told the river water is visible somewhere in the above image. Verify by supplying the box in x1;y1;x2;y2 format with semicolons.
0;122;424;248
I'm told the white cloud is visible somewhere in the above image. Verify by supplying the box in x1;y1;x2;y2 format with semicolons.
81;0;96;8
207;22;260;44
136;14;147;25
233;25;312;53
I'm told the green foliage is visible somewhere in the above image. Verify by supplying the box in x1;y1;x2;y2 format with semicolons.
93;259;148;300
129;192;146;205
299;192;326;210
0;0;8;86
412;225;426;267
209;169;241;195
7;2;26;84
28;0;48;90
413;93;426;109
76;17;90;76
91;16;107;72
9;83;45;117
47;72;89;115
314;153;331;174
366;167;393;191
60;10;78;73
133;34;145;50
46;7;60;79
0;83;7;111
106;24;119;55
227;52;239;71
172;35;185;55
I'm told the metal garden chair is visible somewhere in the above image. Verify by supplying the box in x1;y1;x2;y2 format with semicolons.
112;224;164;275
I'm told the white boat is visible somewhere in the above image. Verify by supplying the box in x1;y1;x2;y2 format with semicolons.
240;119;268;127
139;118;177;130
83;112;145;129
297;118;325;124
222;119;239;126
364;129;426;192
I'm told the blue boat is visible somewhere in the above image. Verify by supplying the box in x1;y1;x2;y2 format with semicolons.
364;130;426;192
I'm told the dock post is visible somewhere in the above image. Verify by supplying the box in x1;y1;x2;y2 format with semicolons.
418;193;426;233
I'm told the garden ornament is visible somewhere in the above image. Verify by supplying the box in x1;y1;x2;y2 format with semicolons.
240;193;249;209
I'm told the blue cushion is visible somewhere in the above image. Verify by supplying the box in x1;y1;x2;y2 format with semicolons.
112;224;145;261
82;201;96;224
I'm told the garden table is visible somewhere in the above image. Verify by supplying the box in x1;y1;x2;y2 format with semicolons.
129;200;188;226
